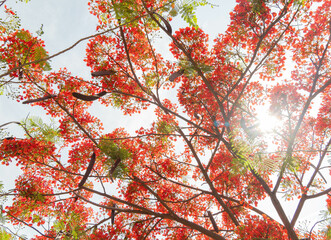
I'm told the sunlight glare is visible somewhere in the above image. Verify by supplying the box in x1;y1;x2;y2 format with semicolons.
256;105;280;133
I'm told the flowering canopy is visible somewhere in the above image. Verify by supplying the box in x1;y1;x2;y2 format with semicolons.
0;0;330;239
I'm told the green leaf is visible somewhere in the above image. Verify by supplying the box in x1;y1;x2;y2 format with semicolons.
111;0;141;25
177;0;214;28
156;120;174;134
16;30;31;42
178;58;213;78
32;214;41;223
0;8;21;34
100;140;131;161
22;116;61;143
32;45;51;71
36;24;44;36
99;139;131;179
0;229;14;240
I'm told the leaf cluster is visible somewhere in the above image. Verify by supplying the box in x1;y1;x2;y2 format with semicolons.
53;212;87;240
22;116;60;143
0;6;21;34
99;139;131;179
0;229;14;240
178;57;213;77
14;30;51;71
170;0;214;28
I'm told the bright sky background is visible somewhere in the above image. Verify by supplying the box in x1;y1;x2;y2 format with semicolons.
0;0;327;238
0;0;237;238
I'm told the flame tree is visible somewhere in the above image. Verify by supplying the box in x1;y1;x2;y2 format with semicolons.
0;0;330;239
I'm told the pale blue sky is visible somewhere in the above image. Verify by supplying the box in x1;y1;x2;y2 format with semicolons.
0;0;326;238
0;1;237;238
0;0;237;133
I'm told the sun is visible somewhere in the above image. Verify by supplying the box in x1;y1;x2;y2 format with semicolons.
255;104;281;133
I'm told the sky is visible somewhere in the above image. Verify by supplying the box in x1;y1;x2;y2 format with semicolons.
0;0;238;238
0;0;328;238
0;0;237;134
0;0;238;159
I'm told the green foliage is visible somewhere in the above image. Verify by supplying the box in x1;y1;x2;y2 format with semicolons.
228;132;257;177
0;182;7;223
317;203;331;238
144;72;158;88
156;120;174;134
110;0;141;26
327;227;331;239
232;142;255;170
36;24;44;36
106;0;213;30
99;140;131;161
53;220;65;233
99;139;131;179
0;7;21;35
16;30;31;41
0;229;14;240
178;58;213;77
111;92;125;108
14;30;51;71
229;132;279;176
284;155;300;173
155;120;175;143
53;212;87;240
32;214;41;223
249;0;268;15
176;0;214;28
293;0;309;6
19;189;46;202
0;183;15;240
22;116;61;143
33;45;51;71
